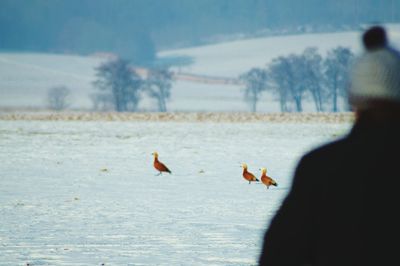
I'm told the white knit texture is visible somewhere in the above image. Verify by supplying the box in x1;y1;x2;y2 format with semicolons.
350;48;400;102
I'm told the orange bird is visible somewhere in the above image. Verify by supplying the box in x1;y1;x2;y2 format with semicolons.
259;167;278;189
152;152;171;175
241;163;259;184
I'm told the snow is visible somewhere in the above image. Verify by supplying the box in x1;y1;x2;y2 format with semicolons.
130;80;283;112
159;24;400;77
0;120;352;265
2;24;400;111
160;32;360;78
0;53;104;109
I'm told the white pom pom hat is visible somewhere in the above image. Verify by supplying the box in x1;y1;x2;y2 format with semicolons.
349;26;400;107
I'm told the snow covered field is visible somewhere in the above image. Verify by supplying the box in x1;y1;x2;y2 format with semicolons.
160;24;400;77
2;24;400;111
0;119;352;265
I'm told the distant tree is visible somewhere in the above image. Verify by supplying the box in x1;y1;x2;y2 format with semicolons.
268;55;307;112
324;47;354;112
90;93;114;111
268;47;353;113
145;68;174;112
93;58;143;112
47;86;70;111
302;47;325;112
239;67;268;112
287;54;307;112
268;57;290;112
2;0;400;58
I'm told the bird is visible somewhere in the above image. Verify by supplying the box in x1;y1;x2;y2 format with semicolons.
152;152;171;175
241;163;259;184
259;167;278;189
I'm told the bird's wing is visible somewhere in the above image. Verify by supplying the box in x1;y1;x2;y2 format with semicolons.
249;172;258;180
158;161;171;172
245;172;255;180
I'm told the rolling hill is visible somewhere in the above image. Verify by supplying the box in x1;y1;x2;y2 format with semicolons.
1;24;400;112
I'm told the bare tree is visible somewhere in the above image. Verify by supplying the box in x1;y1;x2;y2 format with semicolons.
90;93;114;111
302;47;326;112
324;47;354;112
93;58;143;112
268;57;290;112
239;67;268;112
268;55;307;112
287;54;307;112
268;47;353;113
146;68;174;112
47;86;70;111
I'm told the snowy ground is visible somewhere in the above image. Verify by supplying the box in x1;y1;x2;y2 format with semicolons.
0;119;352;265
2;24;400;111
159;23;400;77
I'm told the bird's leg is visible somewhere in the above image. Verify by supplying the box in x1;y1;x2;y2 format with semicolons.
249;181;251;184
155;172;161;176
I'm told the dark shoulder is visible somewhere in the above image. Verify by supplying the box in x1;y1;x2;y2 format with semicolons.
297;136;350;171
288;136;351;191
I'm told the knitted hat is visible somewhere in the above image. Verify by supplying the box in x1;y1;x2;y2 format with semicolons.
349;26;400;107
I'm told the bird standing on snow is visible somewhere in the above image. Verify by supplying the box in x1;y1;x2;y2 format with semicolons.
242;163;259;184
152;152;171;175
260;167;278;189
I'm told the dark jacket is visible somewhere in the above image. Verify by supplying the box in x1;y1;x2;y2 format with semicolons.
258;120;400;266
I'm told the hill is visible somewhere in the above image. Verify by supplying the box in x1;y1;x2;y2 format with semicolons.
1;24;400;112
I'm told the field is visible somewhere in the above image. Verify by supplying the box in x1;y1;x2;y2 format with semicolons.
0;113;353;265
2;24;400;112
0;23;377;265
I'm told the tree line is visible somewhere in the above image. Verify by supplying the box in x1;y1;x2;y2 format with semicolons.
91;58;173;112
240;46;354;112
48;47;353;113
1;0;398;65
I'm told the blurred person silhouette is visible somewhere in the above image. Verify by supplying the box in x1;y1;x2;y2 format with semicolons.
258;25;400;266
